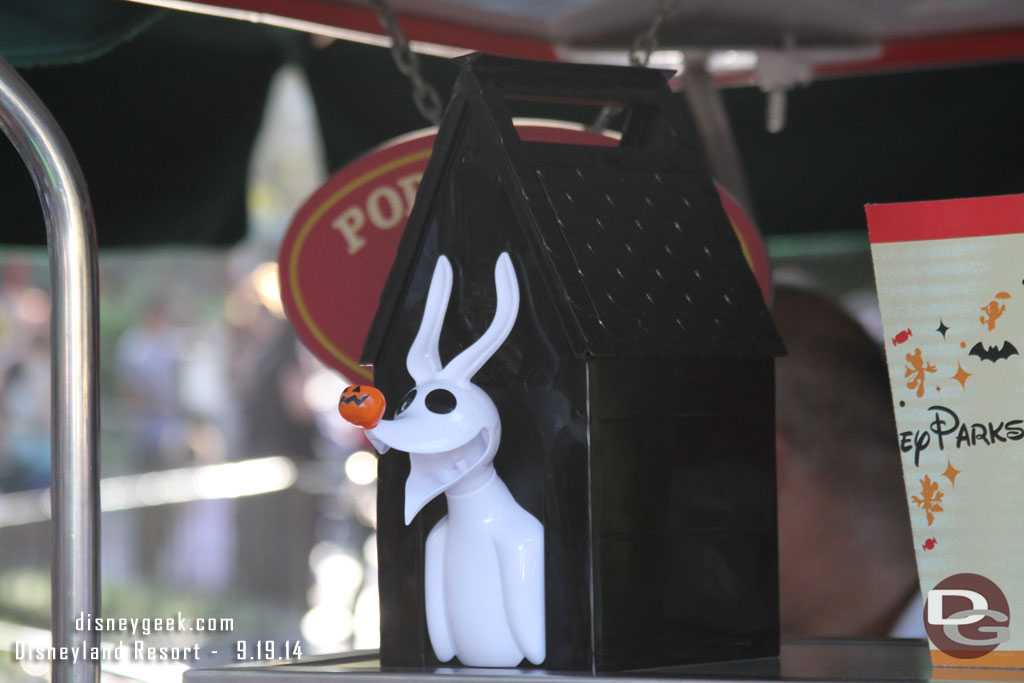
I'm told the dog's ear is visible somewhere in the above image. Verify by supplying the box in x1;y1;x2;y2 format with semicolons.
441;252;519;383
407;256;453;384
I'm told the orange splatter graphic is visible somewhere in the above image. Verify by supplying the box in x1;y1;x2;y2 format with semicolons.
905;348;937;398
911;475;944;526
980;293;1010;331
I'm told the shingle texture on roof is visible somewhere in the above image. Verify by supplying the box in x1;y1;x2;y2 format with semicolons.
363;54;784;366
533;162;783;358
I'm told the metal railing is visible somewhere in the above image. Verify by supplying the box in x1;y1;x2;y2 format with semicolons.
0;56;100;683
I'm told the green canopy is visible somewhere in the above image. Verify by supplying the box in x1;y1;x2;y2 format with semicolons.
2;2;1023;247
0;5;458;247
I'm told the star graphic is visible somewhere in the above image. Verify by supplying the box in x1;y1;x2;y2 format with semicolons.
943;460;961;487
937;320;950;338
952;362;971;389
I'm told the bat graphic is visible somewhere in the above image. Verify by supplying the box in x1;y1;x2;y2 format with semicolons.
969;341;1019;362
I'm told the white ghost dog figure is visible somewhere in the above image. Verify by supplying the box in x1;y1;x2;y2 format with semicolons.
362;252;545;667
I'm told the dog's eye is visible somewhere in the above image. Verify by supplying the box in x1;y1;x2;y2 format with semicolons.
396;389;417;415
424;389;457;414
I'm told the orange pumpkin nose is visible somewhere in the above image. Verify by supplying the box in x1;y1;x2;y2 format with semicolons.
338;385;386;429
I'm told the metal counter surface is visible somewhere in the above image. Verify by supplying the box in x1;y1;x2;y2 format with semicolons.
183;639;998;683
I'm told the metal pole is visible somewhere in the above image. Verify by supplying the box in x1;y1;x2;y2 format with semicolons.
680;53;756;213
0;57;100;683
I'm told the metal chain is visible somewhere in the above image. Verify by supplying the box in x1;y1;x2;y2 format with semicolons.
367;0;444;125
589;0;681;131
629;0;679;67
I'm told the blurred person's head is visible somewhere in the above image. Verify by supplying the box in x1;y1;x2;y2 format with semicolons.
773;284;917;637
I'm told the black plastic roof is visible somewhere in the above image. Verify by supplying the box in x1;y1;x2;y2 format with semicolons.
364;55;785;361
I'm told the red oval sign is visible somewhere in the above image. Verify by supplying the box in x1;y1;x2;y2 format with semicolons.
279;122;770;380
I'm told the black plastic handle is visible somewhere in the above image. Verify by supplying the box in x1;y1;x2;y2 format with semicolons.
464;53;669;108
